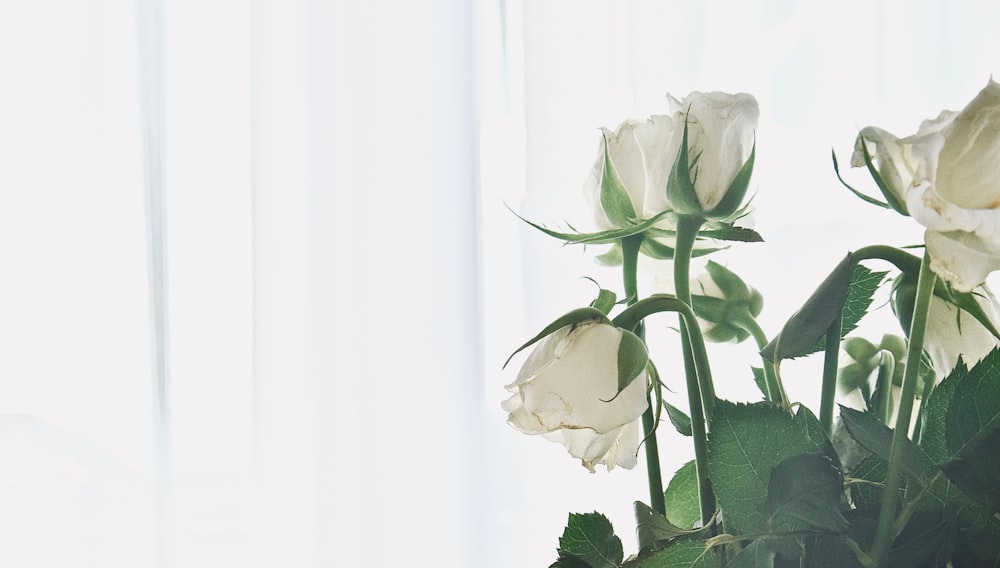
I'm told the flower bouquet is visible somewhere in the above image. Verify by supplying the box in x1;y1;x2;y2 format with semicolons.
502;83;1000;567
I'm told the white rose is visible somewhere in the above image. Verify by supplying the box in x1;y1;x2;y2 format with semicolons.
583;118;670;230
647;91;759;219
502;320;649;472
853;80;1000;291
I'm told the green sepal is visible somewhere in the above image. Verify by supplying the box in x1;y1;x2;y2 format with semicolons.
599;130;639;227
503;307;610;369
857;133;909;216
666;118;705;216
705;139;755;220
511;207;675;245
595;242;623;266
586;281;618;315
698;225;764;243
617;329;650;394
643;237;725;260
831;148;892;210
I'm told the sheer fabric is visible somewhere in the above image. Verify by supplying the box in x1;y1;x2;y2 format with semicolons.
2;1;999;567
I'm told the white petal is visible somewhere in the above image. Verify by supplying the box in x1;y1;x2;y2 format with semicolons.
935;80;1000;209
924;229;1000;292
923;287;1000;377
633;115;677;220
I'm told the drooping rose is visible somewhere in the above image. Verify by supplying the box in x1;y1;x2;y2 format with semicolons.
502;320;649;472
853;80;1000;291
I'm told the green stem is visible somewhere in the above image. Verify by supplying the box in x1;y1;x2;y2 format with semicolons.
675;216;715;410
870;251;937;567
738;313;788;408
820;314;843;435
876;350;896;424
673;215;716;526
621;235;665;515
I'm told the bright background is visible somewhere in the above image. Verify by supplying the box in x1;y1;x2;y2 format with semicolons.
0;1;998;567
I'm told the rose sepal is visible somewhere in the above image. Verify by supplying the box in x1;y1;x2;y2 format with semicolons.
706;138;755;220
502;307;611;369
508;206;675;245
857;133;909;216
666;117;757;221
598;129;639;227
665;118;704;217
831;148;894;211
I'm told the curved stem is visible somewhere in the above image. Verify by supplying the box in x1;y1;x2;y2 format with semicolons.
870;251;936;567
621;235;665;515
673;215;716;526
738;313;787;408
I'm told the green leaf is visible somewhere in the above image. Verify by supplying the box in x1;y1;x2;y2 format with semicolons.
663;400;693;437
706;140;755;220
919;359;965;464
761;254;854;362
886;510;958;568
618;329;650;394
838;405;937;484
707;400;819;537
556;512;624;568
726;539;774;568
761;453;849;534
945;347;1000;459
762;258;886;362
504;307;610;369
749;367;769;400
803;534;865;568
848;454;890;510
666;118;704;216
622;540;719;568
635;501;709;552
599;131;638;227
940;427;1000;511
663;461;701;530
930;347;1000;511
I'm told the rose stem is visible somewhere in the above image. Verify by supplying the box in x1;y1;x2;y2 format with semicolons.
735;312;788;409
674;215;716;526
621;234;665;515
870;250;936;567
820;313;843;434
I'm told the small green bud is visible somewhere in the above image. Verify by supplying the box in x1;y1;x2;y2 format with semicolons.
690;261;763;344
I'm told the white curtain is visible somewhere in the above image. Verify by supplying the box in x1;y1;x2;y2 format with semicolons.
2;1;1000;567
1;1;480;567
